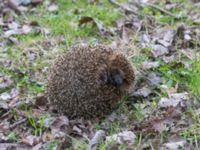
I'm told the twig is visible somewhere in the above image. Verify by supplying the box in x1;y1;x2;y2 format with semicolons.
145;3;178;18
109;0;178;19
9;118;27;130
0;110;10;119
0;143;31;150
109;0;139;16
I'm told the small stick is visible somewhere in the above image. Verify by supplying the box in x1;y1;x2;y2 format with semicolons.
109;0;139;16
9;118;27;130
0;143;31;150
145;3;178;18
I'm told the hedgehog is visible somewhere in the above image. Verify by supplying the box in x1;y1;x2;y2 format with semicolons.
47;44;135;119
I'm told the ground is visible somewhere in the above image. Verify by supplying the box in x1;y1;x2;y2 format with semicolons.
0;0;200;150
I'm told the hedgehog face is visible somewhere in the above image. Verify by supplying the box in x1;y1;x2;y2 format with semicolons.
108;68;125;87
99;54;135;90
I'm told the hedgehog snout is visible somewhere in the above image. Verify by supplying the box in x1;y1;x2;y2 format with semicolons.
108;73;123;87
108;68;125;87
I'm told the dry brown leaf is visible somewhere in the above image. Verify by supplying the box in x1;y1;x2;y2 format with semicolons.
21;135;42;146
50;116;69;136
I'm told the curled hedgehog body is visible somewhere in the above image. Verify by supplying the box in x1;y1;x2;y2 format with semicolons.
47;45;135;119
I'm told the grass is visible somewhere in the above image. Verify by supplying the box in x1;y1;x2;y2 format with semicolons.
6;132;17;142
158;57;200;101
26;0;122;41
141;0;199;25
28;113;46;136
0;0;123;95
189;59;200;99
181;107;200;144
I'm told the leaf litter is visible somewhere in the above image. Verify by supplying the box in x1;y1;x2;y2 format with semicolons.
0;0;200;149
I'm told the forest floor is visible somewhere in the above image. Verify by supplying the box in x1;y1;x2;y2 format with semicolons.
0;0;200;149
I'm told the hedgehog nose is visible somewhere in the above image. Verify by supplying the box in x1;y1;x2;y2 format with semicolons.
113;74;123;87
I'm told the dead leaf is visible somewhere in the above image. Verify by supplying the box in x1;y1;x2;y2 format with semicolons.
181;49;199;60
132;86;152;97
7;0;21;14
31;143;43;150
162;55;175;63
106;131;136;146
79;16;95;26
142;61;160;70
106;143;119;150
48;3;58;12
0;123;9;133
4;25;32;37
34;94;48;110
163;140;186;149
140;34;151;48
79;16;113;36
50;116;69;136
0;143;31;150
163;30;176;45
147;73;161;86
88;130;105;150
152;44;169;57
0;75;13;91
160;84;178;94
31;0;43;5
21;135;42;146
72;125;82;135
0;92;12;101
0;100;9;109
158;92;188;108
57;136;72;150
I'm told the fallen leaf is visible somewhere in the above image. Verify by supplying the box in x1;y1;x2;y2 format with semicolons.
4;25;32;37
31;143;43;150
158;92;188;108
72;125;82;135
106;131;136;146
31;0;43;5
88;130;106;150
163;140;186;149
147;73;161;86
21;135;42;146
79;16;113;36
162;55;175;63
79;16;95;26
48;3;58;12
0;100;9;109
50;116;69;136
0;92;12;101
34;94;48;110
0;75;13;91
132;86;152;97
142;61;160;70
163;30;176;45
0;143;31;150
56;136;72;150
7;0;21;13
17;0;31;5
160;84;178;94
140;34;151;48
152;44;169;57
